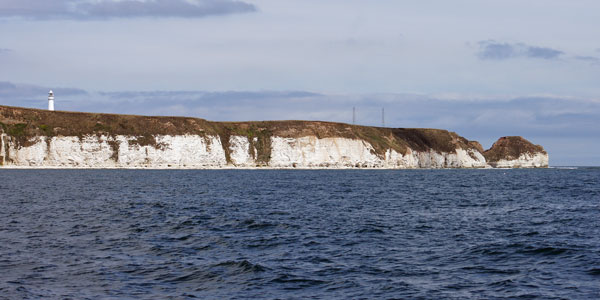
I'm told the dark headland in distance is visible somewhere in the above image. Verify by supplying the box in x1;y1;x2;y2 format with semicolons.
0;105;548;169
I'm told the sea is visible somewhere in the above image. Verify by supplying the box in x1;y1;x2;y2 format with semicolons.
0;168;599;299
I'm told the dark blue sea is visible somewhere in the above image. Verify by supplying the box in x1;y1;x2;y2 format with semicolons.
1;169;599;299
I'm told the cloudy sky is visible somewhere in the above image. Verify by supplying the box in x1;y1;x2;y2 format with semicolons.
1;0;599;165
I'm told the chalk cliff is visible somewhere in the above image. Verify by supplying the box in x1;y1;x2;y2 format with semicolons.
0;105;548;168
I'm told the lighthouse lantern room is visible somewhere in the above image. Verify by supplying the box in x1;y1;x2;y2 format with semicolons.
48;90;54;111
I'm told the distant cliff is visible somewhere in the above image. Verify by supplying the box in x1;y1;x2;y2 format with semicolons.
0;105;548;168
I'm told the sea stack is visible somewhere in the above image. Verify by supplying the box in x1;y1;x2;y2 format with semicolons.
483;136;549;168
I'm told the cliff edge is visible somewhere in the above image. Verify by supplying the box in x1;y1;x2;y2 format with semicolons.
0;105;547;168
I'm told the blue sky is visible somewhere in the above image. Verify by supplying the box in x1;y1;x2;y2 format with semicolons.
1;0;599;165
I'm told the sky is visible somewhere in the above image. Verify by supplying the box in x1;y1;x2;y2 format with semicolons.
0;0;599;166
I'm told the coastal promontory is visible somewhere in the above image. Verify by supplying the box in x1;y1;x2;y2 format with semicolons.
0;105;548;168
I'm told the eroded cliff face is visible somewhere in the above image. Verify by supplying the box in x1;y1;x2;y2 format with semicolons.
0;105;547;168
0;134;489;168
269;136;488;168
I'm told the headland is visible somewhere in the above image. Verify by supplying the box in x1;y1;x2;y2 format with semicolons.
0;105;548;169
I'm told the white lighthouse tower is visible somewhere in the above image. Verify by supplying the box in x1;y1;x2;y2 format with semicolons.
48;90;54;111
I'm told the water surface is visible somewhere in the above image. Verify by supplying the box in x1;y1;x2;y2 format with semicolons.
1;169;599;299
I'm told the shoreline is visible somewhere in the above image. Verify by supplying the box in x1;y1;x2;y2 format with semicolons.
0;165;550;170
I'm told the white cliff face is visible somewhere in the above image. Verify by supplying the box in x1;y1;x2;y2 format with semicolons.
269;136;382;168
269;136;488;168
3;135;227;168
459;149;488;168
116;135;227;168
413;148;488;168
228;135;257;167
489;152;549;168
0;134;541;168
8;136;48;166
48;136;115;167
384;148;419;168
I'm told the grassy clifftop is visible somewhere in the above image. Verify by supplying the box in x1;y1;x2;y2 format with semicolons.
0;105;484;164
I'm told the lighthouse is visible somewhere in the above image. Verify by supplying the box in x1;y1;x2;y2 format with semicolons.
48;90;54;111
